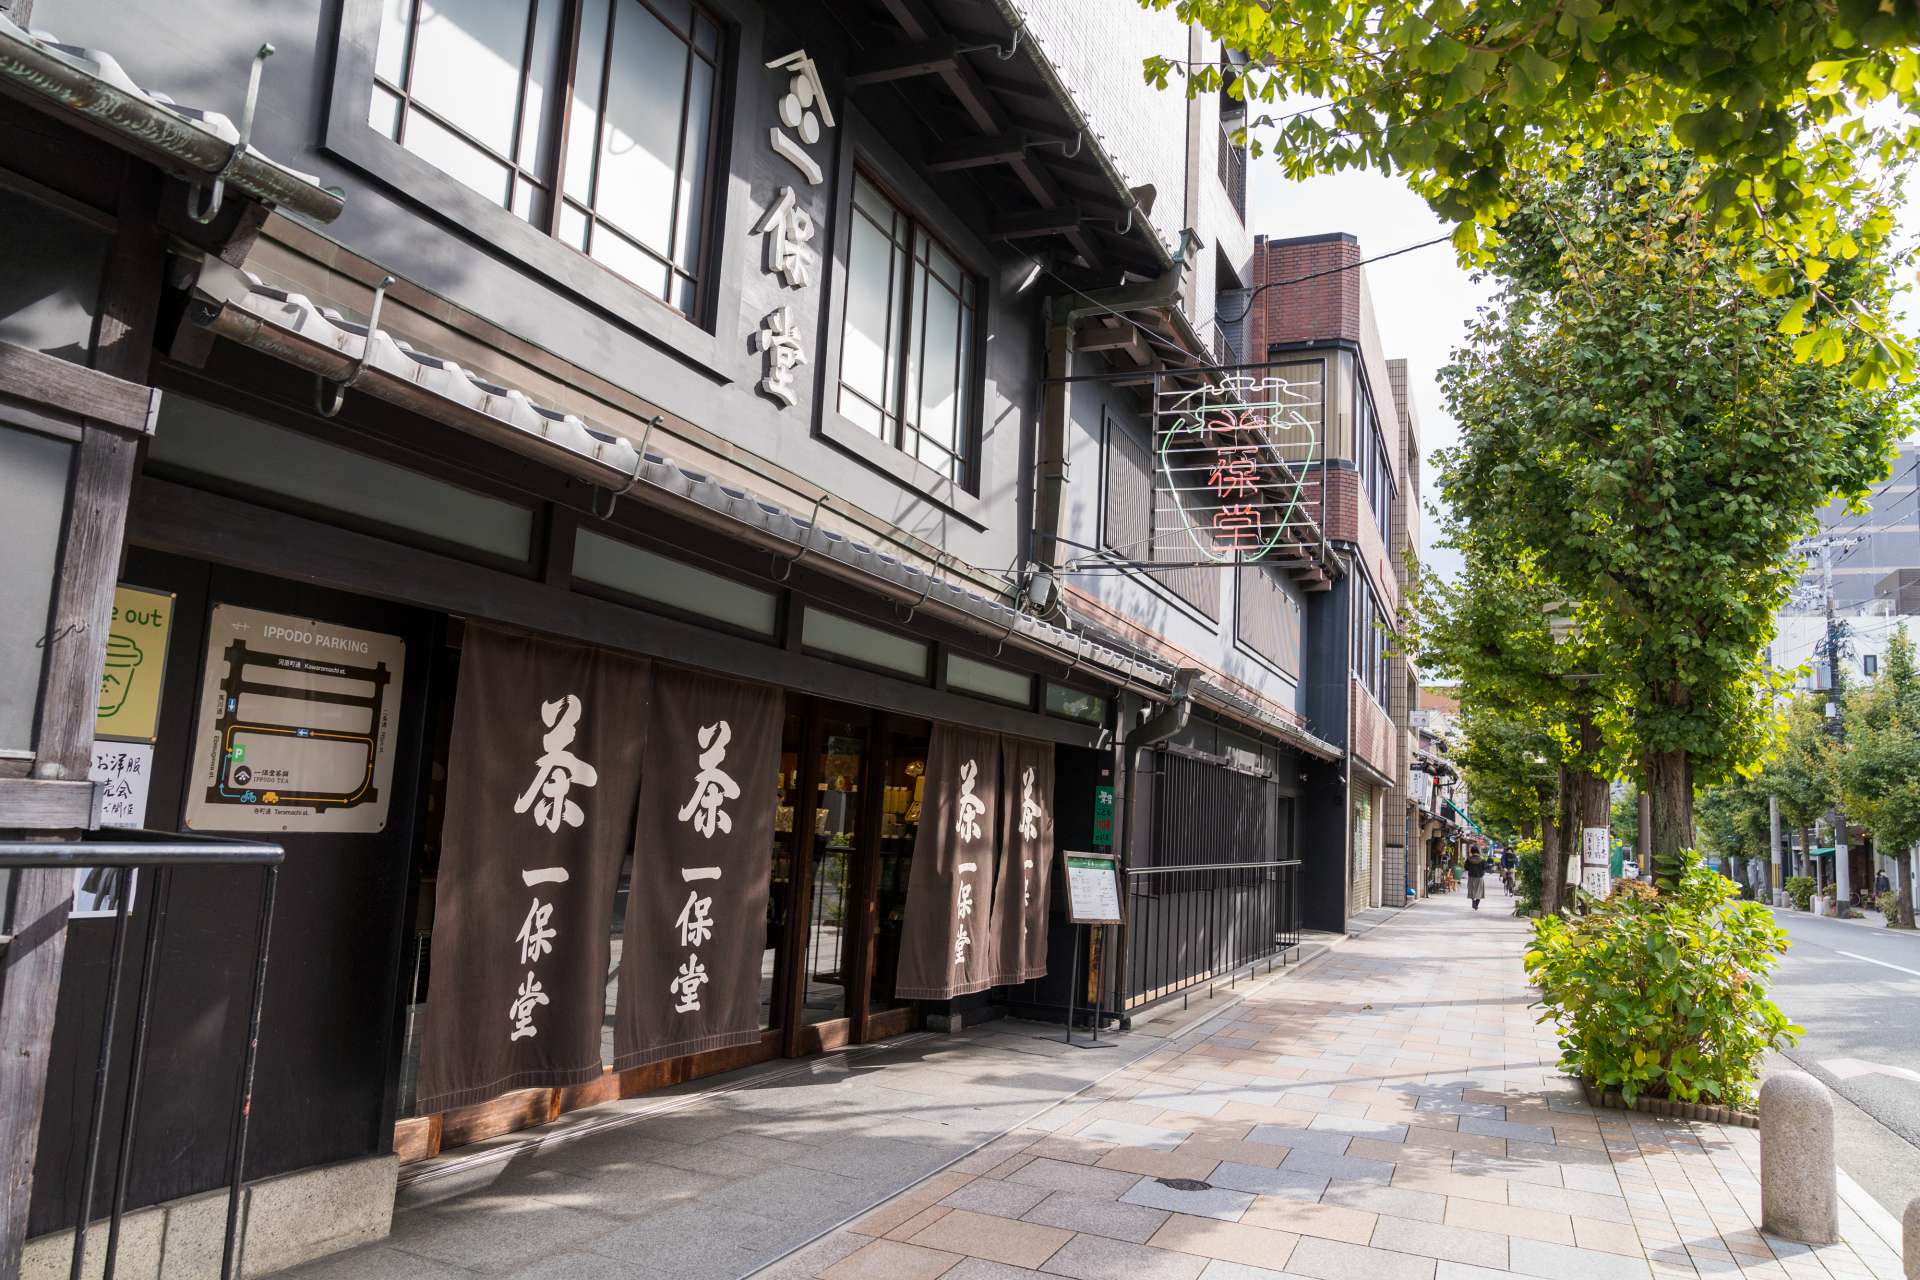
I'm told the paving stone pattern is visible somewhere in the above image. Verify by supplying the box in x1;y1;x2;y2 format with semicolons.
760;894;1905;1280
273;895;1905;1280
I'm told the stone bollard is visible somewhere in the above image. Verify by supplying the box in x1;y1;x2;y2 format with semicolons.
1760;1072;1839;1244
1904;1197;1918;1280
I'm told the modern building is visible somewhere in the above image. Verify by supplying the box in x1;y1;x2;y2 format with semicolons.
1241;232;1422;920
1;0;1419;1272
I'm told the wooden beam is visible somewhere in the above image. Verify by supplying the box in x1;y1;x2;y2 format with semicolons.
0;342;158;435
847;40;958;87
926;131;1044;171
0;160;161;1279
993;205;1087;239
1074;322;1148;363
0;779;96;828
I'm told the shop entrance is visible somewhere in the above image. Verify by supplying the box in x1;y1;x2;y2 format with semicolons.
778;702;930;1054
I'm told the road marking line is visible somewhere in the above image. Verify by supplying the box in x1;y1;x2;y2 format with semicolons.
1837;949;1920;979
1820;1056;1920;1084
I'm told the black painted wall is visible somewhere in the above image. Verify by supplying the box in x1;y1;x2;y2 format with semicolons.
30;551;437;1233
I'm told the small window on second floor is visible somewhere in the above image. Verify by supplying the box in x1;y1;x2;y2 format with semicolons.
838;172;980;486
372;0;723;318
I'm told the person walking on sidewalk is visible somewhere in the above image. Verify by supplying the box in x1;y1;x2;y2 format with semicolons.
1464;852;1488;909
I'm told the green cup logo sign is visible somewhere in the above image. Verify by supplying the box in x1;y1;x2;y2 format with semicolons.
98;632;144;719
95;585;174;743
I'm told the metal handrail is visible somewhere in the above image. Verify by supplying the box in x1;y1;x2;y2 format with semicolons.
1127;859;1301;876
1;830;283;1280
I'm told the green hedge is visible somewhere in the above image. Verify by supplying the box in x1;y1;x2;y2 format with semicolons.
1513;839;1544;916
1525;853;1800;1108
1784;875;1815;911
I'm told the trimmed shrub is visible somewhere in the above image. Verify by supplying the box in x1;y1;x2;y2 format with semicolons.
1875;889;1900;923
1525;852;1800;1108
1784;875;1815;911
1513;838;1544;916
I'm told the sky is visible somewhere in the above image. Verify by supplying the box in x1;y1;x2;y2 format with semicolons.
1243;157;1490;584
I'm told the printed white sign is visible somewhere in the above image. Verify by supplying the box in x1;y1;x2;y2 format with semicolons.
1064;852;1122;925
1580;866;1613;898
73;740;155;918
1581;826;1610;867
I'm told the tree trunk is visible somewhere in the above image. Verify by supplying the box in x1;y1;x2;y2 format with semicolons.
1800;827;1813;883
1644;747;1692;890
1555;764;1579;913
1899;848;1915;929
1539;800;1564;917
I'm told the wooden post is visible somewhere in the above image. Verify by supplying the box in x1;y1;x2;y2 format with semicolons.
0;162;161;1274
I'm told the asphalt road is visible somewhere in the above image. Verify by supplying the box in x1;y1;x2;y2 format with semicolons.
1764;906;1920;1219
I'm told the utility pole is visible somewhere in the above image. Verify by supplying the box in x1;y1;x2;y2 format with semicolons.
1768;793;1783;906
1800;536;1859;913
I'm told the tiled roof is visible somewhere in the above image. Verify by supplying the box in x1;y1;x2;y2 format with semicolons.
0;16;343;222
185;259;1174;696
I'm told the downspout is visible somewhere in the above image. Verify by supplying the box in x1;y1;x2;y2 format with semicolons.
1114;667;1197;1026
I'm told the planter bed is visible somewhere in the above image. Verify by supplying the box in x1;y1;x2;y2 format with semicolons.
1580;1081;1757;1127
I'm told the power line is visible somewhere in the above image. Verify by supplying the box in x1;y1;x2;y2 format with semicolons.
1219;233;1455;326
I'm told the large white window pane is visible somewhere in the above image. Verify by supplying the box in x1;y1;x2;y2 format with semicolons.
595;0;687;255
802;609;927;677
573;529;777;635
841;212;902;420
375;0;415;85
563;0;611;204
913;273;962;449
839;388;885;439
407;0;530;155
587;223;671;299
672;53;716;273
369;84;403;139
403;110;512;207
517;0;567;171
947;654;1031;705
149;397;534;561
0;423;73;752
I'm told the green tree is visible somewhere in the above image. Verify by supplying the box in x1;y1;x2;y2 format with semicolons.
1764;693;1840;883
1404;533;1625;912
1695;775;1771;885
1142;0;1916;383
1836;625;1920;926
1610;787;1640;861
1434;139;1905;889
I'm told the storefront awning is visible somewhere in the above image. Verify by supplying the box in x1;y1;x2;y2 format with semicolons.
1444;799;1484;836
0;17;343;222
184;260;1175;698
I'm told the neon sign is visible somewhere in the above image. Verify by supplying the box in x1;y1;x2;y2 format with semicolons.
1153;373;1320;564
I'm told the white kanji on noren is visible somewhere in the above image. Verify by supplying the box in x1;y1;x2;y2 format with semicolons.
678;720;741;838
954;861;978;966
753;186;817;289
509;970;549;1040
675;889;715;947
954;758;986;842
1019;764;1042;840
516;897;556;965
513;694;597;832
670;955;710;1012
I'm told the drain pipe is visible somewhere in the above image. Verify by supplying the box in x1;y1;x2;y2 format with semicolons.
1112;667;1197;1027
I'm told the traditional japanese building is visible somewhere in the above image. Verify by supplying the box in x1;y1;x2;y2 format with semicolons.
0;0;1415;1272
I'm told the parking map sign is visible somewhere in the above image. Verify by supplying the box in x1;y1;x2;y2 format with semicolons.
184;605;404;833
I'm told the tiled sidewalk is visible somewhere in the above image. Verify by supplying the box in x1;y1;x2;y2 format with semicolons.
764;892;1907;1280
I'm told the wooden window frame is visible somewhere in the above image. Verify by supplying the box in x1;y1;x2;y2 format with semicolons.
324;0;758;378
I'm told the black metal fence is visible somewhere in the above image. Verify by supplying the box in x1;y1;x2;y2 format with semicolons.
1120;859;1300;1011
0;831;283;1280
